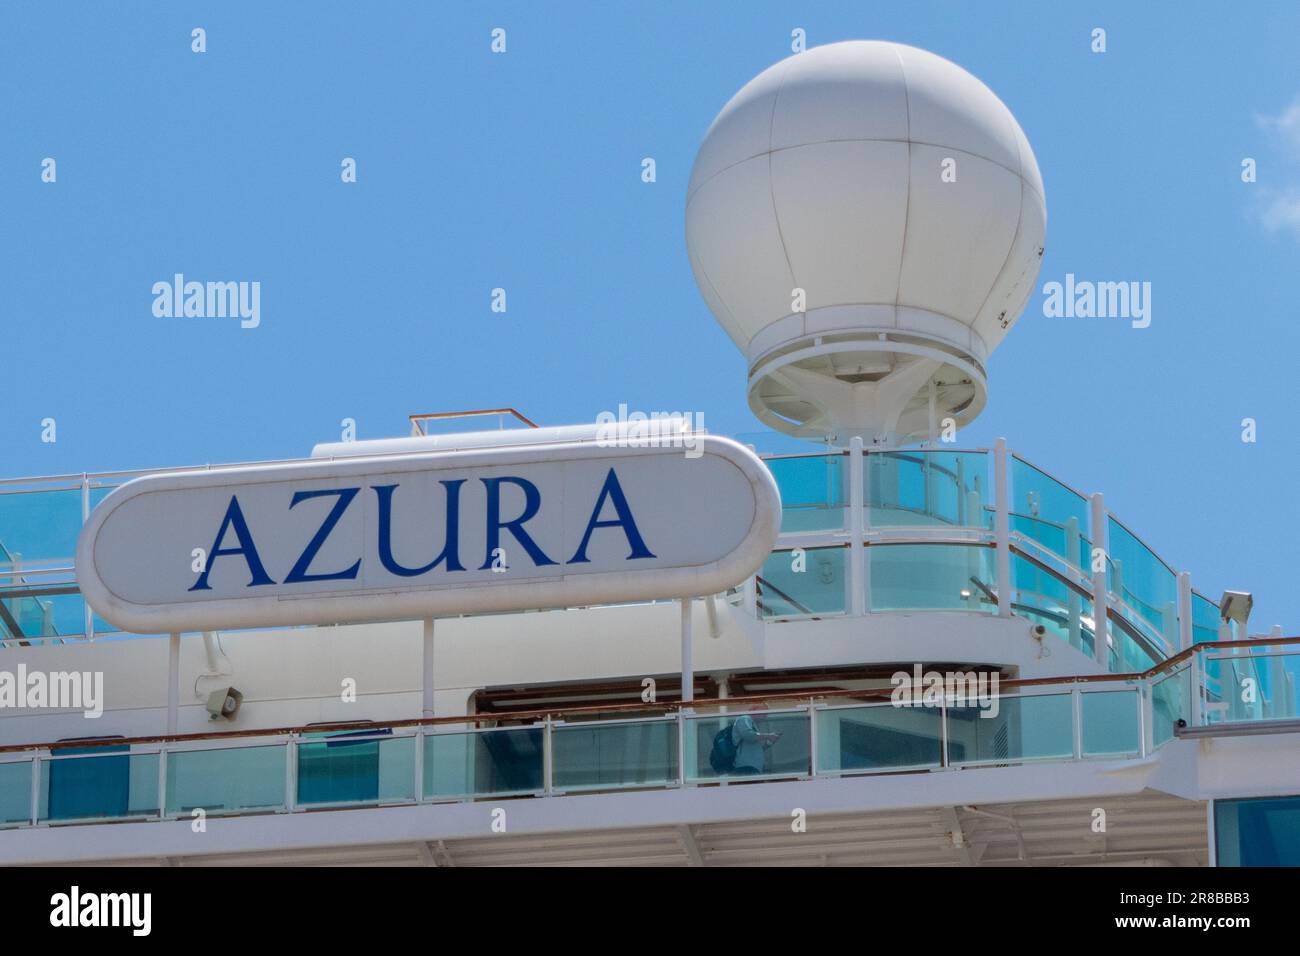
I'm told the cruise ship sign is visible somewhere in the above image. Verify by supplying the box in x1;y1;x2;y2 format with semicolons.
75;436;781;633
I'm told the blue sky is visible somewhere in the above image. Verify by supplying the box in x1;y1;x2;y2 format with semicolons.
3;1;1299;630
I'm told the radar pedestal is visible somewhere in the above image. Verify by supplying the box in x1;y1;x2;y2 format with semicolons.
686;40;1046;449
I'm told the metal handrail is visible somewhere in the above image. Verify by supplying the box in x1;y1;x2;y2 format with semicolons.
5;638;1297;757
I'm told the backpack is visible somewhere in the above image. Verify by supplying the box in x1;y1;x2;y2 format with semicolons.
709;721;738;772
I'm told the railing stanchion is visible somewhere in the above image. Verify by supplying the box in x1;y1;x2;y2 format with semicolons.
994;439;1011;617
1090;493;1109;669
157;746;168;820
543;716;554;795
808;697;818;777
677;710;686;787
284;736;297;812
413;728;424;803
1188;646;1203;728
939;697;949;769
849;438;866;615
1072;687;1083;759
30;754;40;826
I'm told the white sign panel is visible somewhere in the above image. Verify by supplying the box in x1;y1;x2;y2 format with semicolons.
75;436;781;633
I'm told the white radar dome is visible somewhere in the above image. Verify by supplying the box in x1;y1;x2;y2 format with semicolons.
686;40;1046;446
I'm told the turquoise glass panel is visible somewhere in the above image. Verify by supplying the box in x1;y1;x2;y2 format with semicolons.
38;747;159;822
1108;517;1178;651
764;454;845;532
758;546;846;619
423;726;543;799
0;760;32;825
1152;666;1188;746
0;487;83;566
1010;458;1089;546
1192;592;1220;645
870;544;996;613
0;587;93;641
684;711;810;782
1011;552;1095;656
1216;796;1300;867
551;718;678;791
815;703;943;773
166;744;287;815
297;732;415;806
946;694;1073;764
1080;690;1140;756
867;450;989;527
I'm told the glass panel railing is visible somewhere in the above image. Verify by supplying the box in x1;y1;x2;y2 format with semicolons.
0;486;84;566
946;693;1073;765
165;743;287;815
297;732;415;807
757;546;846;619
1010;457;1089;561
1215;795;1300;867
37;747;160;823
1108;517;1179;653
423;726;543;800
551;717;678;792
1109;623;1162;675
764;454;846;533
867;450;989;528
1202;650;1300;725
1151;664;1188;746
869;543;996;613
815;702;944;774
1010;514;1092;578
0;586;95;642
1011;552;1096;657
683;710;811;783
1192;592;1220;645
1080;690;1140;756
0;759;32;826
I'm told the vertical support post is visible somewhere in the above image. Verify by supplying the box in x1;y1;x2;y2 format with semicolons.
542;715;554;795
849;437;865;616
676;710;687;786
1090;493;1109;669
157;747;168;819
413;727;425;803
284;736;297;812
81;476;94;642
1071;687;1083;759
993;439;1011;618
1269;624;1287;719
680;598;694;704
422;617;435;718
166;632;180;735
30;754;40;826
1188;643;1203;728
1065;517;1082;650
807;697;818;777
1177;572;1193;652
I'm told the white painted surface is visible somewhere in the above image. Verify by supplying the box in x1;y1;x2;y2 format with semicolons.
76;436;780;632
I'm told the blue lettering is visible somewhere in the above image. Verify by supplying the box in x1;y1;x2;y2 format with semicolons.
283;488;362;583
374;481;466;575
189;495;275;590
478;476;557;570
569;468;656;563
